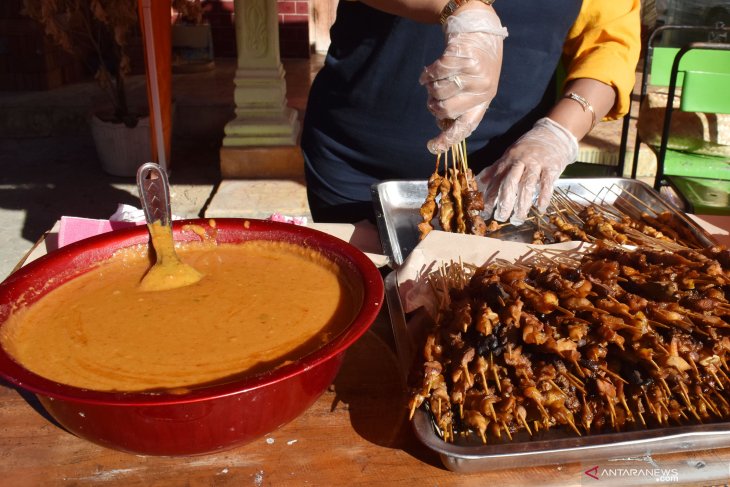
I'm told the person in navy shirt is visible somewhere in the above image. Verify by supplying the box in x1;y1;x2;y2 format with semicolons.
301;0;641;224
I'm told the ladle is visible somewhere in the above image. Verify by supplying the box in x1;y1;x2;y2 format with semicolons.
136;162;203;291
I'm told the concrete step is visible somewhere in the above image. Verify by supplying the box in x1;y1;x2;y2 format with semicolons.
206;179;311;219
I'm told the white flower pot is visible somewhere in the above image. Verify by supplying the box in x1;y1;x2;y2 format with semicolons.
90;114;152;177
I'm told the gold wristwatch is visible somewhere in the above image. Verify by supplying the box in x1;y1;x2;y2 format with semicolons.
440;0;496;24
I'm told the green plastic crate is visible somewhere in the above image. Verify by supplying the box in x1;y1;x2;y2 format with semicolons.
666;175;730;215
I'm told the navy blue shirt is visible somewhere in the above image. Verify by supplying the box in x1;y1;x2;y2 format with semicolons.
302;1;582;221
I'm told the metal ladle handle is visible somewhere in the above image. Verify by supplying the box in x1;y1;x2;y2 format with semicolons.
136;162;172;227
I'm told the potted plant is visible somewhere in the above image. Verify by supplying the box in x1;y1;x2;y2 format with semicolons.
22;0;152;177
171;0;214;73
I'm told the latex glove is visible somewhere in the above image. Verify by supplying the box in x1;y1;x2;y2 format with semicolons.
419;9;508;154
477;117;579;225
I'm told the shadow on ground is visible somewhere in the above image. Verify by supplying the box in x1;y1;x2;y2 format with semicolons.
0;131;222;251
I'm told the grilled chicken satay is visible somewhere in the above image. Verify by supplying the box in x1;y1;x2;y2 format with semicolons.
421;145;488;238
550;214;589;242
485;219;501;233
583;215;629;244
464;190;487;236
418;170;441;240
457;169;481;237
439;176;454;232
464;169;487;236
655;211;705;248
450;168;466;234
640;212;680;242
532;230;546;245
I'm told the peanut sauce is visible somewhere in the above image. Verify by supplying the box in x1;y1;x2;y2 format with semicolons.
1;240;357;392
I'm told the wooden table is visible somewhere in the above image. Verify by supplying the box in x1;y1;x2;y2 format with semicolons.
3;221;730;486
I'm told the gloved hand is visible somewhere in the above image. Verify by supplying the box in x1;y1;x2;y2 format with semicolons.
477;117;579;225
420;8;508;154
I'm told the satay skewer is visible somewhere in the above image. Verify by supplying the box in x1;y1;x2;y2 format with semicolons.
598;365;628;384
717;367;730;386
720;355;730;373
560;369;586;390
417;156;443;240
500;421;513;441
713;389;730;410
490;353;502;392
518;415;533;436
551;193;585;225
698;392;721;417
635;398;647;427
658;377;673;397
705;367;726;390
564;414;582;436
643;390;662;425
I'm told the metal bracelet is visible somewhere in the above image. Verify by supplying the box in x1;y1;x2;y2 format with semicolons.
564;92;597;132
439;0;496;25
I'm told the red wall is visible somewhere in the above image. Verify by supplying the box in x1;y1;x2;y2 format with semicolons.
277;0;310;58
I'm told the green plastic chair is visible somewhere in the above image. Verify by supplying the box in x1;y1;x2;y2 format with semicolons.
620;25;730;215
654;41;730;215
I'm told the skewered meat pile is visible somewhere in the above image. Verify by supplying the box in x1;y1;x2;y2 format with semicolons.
419;163;708;250
418;142;487;240
490;186;707;249
408;242;730;444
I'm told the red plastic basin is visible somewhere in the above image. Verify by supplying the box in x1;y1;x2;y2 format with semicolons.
0;218;384;456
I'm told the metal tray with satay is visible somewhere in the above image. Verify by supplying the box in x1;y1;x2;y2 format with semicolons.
385;242;730;473
372;178;718;267
376;173;730;473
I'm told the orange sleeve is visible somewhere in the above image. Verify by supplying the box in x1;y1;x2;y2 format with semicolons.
562;0;642;120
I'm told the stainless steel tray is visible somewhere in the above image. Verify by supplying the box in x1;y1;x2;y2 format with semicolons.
372;178;717;267
384;271;730;474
